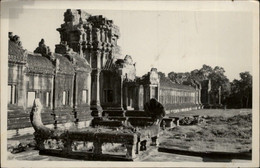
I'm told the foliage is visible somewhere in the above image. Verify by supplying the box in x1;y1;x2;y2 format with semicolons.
158;71;166;78
164;65;252;108
226;72;252;108
168;72;191;84
167;64;231;105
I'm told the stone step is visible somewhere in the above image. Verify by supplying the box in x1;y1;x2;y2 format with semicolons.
8;122;32;130
102;110;125;117
125;111;149;117
92;120;123;128
8;112;29;118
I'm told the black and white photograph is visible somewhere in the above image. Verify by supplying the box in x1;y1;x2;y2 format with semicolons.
1;0;259;167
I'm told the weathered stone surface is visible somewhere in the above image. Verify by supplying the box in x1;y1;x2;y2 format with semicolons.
8;9;204;137
144;98;166;124
30;98;139;160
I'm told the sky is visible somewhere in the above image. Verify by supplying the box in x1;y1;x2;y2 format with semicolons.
8;7;254;81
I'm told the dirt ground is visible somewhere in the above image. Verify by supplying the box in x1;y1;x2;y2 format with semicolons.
160;109;252;153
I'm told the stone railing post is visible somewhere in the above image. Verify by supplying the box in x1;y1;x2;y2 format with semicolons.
151;136;159;146
126;144;136;159
93;141;102;154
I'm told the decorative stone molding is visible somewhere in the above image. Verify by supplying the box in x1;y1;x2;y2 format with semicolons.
8;32;28;64
9;32;23;48
34;39;55;61
30;98;139;160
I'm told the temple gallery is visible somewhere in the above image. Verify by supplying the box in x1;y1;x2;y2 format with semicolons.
8;9;213;135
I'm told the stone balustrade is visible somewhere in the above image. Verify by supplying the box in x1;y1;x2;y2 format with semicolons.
30;98;160;160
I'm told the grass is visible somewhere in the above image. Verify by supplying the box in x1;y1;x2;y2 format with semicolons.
160;109;252;153
167;108;251;118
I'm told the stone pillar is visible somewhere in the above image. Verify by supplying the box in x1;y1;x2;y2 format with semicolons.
100;29;105;42
208;91;211;105
90;69;102;116
20;65;27;108
149;85;152;99
90;50;102;116
50;75;54;109
126;144;136;159
151;136;159;146
87;72;91;105
127;87;133;109
70;75;74;108
196;91;199;104
133;85;139;110
73;73;78;109
123;85;128;110
93;141;102;154
198;89;201;104
63;139;72;153
120;76;124;109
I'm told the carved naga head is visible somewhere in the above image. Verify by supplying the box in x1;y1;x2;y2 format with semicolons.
30;98;44;131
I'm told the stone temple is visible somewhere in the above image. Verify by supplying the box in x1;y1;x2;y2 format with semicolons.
7;9;210;136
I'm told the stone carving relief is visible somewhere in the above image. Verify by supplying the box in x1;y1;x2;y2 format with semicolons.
121;55;136;81
9;32;23;48
8;32;28;63
149;68;159;85
64;9;80;25
34;39;55;61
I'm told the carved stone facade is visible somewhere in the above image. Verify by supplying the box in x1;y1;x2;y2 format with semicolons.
7;9;207;133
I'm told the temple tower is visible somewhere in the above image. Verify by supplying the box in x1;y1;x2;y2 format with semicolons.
56;9;121;116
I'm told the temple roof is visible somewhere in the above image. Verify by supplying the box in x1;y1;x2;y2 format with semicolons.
55;43;91;72
26;53;54;74
8;40;27;64
54;54;75;75
73;55;91;72
160;75;196;91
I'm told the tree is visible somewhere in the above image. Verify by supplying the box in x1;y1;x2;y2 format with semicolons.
168;72;190;84
168;72;177;83
227;72;252;108
158;71;166;78
167;64;231;105
208;66;230;105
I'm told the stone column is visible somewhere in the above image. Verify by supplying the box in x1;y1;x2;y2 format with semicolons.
196;91;199;104
126;144;136;159
73;73;78;109
207;91;211;105
133;85;139;110
198;89;201;104
87;72;91;105
90;69;102;116
90;50;102;116
19;64;27;108
93;141;102;154
157;84;160;101
151;136;159;146
128;87;132;109
195;91;197;104
120;75;124;109
149;85;152;99
50;75;54;109
70;75;74;108
123;85;128;110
